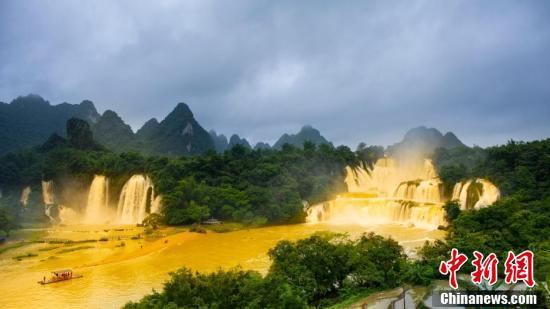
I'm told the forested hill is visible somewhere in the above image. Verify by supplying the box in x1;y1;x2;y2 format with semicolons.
0;94;100;154
83;101;216;156
0;95;215;156
273;125;332;150
388;126;466;160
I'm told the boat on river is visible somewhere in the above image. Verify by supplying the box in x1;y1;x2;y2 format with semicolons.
38;269;83;285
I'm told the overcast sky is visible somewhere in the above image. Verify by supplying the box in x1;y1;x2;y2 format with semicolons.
1;0;549;147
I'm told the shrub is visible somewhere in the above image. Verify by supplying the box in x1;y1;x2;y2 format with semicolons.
189;224;206;234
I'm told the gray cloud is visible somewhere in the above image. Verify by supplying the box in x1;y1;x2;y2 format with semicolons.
1;0;549;147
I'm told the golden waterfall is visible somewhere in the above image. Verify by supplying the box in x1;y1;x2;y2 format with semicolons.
84;175;111;224
307;157;501;229
308;158;446;229
117;175;161;224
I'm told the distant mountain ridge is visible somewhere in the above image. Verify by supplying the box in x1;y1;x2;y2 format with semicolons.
1;95;467;158
93;102;215;156
208;131;254;152
209;130;229;153
387;126;466;159
273;125;332;149
228;134;252;149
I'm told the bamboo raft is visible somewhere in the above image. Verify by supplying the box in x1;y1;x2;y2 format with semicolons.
38;269;83;285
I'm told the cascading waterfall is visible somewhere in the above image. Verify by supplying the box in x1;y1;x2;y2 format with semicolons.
458;180;472;209
310;158;447;229
473;179;500;209
151;195;163;215
20;186;31;207
394;179;443;203
42;180;55;205
345;158;440;197
414;180;443;202
42;180;56;221
117;175;162;224
307;157;499;230
453;180;472;210
451;182;463;201
84;175;110;224
306;198;446;230
451;179;499;210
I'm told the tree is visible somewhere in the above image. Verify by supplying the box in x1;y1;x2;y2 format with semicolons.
438;164;467;196
347;233;406;288
142;213;163;230
268;234;353;303
185;201;210;223
355;144;384;168
124;267;307;308
0;209;19;236
443;201;461;223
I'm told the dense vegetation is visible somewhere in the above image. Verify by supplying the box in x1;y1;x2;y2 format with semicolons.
156;142;355;225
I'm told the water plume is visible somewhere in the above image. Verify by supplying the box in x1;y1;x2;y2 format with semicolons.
84;175;111;224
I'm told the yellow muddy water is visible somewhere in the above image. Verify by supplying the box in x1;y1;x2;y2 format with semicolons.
0;223;444;309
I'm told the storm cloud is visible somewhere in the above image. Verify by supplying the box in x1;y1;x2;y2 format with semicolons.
1;0;549;147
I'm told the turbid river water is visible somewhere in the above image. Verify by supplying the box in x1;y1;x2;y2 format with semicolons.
0;223;444;309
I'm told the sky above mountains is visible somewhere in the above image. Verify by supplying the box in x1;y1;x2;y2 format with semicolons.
1;1;549;147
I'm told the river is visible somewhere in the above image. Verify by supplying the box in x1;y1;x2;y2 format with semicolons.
0;223;444;308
